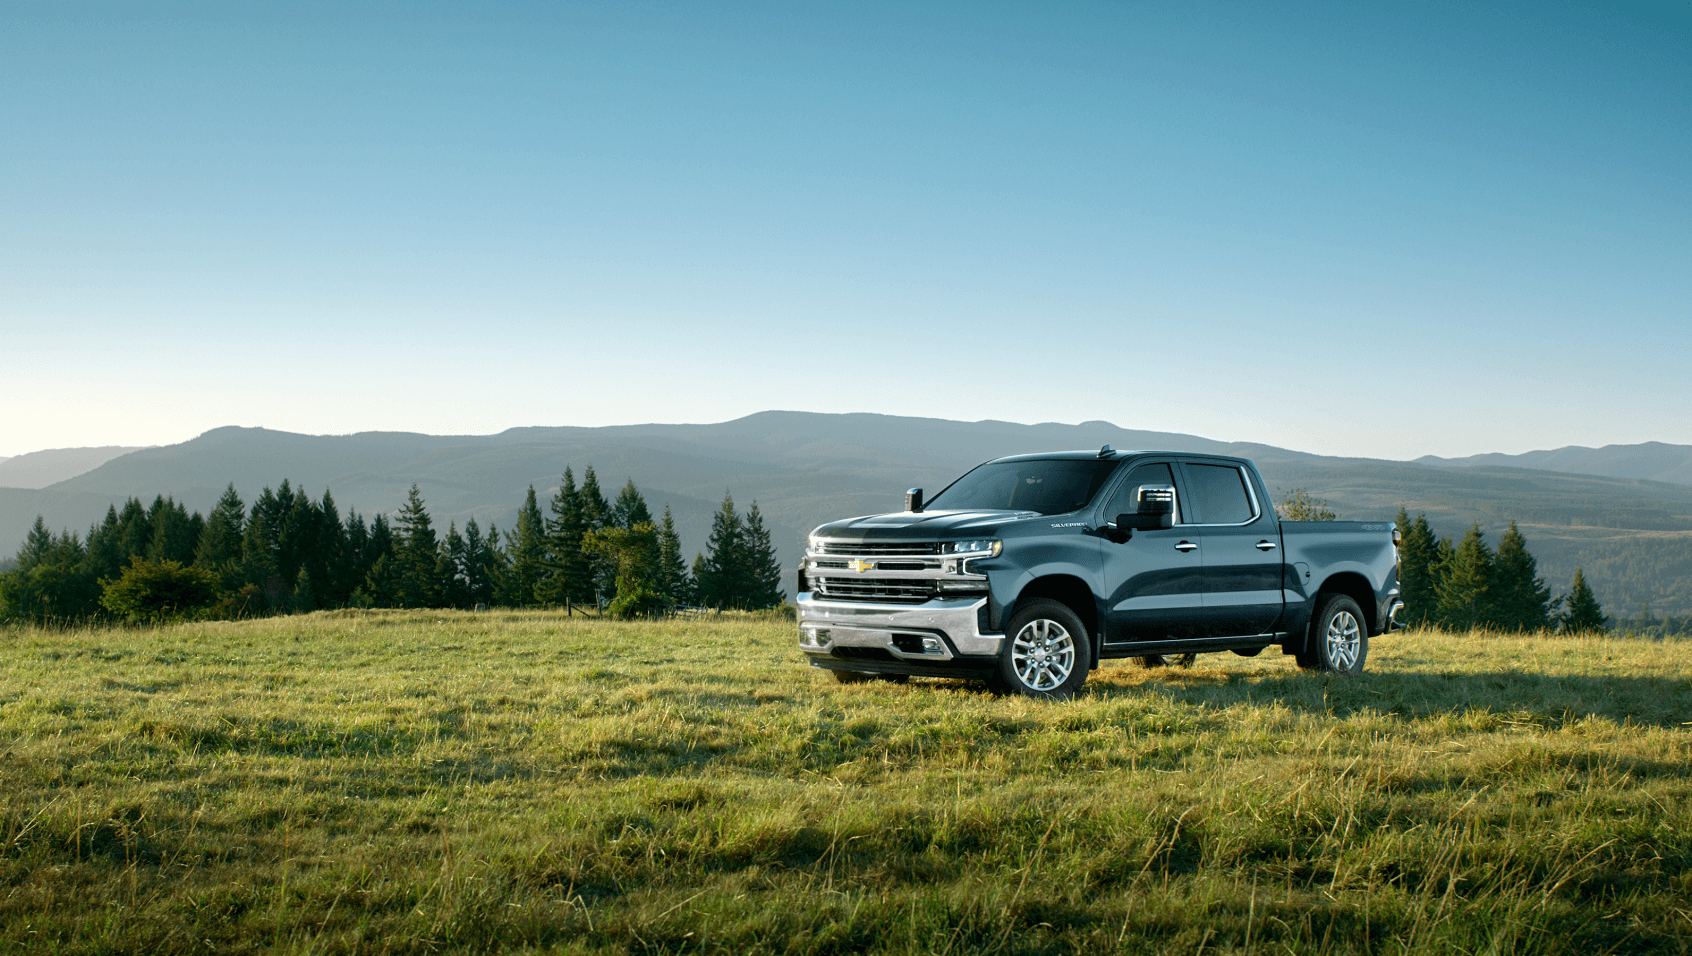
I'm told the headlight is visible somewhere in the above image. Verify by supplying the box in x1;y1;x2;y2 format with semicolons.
943;539;1001;556
808;536;824;554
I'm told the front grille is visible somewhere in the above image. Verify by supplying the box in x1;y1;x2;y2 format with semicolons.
816;577;937;603
818;541;943;557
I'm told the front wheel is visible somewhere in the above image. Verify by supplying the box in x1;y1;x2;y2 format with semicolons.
997;599;1089;699
1307;594;1369;676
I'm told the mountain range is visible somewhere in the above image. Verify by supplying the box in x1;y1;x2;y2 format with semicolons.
1417;443;1692;487
3;414;1690;616
0;447;149;490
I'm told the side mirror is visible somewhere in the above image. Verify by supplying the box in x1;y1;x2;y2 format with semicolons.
905;488;924;512
1117;512;1173;531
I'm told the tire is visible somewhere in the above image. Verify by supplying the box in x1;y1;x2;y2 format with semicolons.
996;599;1089;699
1307;594;1368;676
1139;653;1197;669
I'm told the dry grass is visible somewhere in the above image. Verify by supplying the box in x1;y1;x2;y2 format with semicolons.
0;611;1688;954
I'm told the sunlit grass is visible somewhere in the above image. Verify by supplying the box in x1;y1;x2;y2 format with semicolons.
1;612;1688;954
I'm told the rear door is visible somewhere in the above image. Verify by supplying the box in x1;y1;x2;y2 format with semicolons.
1097;460;1206;644
1177;460;1285;637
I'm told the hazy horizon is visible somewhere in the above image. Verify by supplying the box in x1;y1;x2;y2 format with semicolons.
5;2;1688;461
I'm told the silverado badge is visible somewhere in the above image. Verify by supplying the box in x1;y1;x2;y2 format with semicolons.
849;558;875;573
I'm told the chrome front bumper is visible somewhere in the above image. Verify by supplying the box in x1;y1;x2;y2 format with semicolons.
796;593;1003;662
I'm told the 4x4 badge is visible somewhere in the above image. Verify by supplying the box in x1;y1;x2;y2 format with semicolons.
849;558;875;573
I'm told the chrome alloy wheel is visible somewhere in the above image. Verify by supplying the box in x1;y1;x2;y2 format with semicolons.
1011;618;1076;691
1325;609;1362;671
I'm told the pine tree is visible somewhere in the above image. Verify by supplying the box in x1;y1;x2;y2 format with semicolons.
241;506;286;610
146;496;198;565
441;522;472;609
656;505;693;604
316;489;353;607
1559;568;1607;633
537;468;590;605
342;509;370;604
84;506;124;582
16;516;55;572
611;479;654;530
1394;509;1441;628
115;498;152;565
503;486;547;607
578;466;614;598
464;518;503;608
392;484;443;608
696;491;745;609
196;484;246;571
1491;521;1552;632
1434;523;1494;630
293;566;317;613
578;466;611;531
741;500;785;609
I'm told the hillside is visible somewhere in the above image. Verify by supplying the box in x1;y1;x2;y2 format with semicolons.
0;446;148;489
4;412;1691;614
1417;441;1692;487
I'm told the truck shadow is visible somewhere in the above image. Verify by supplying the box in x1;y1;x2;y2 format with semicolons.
1082;665;1692;728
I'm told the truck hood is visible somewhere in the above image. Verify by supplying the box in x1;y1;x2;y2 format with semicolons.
811;509;1036;540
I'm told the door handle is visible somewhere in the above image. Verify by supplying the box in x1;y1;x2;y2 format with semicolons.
1175;541;1198;552
1256;540;1278;551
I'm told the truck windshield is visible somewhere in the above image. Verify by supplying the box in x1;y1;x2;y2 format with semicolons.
923;459;1119;516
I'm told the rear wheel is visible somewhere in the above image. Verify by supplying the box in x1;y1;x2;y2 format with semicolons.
1306;594;1368;676
997;599;1089;700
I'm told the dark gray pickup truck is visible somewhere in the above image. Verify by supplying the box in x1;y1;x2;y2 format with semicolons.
797;448;1404;698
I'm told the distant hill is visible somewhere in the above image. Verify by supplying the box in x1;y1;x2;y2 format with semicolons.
4;413;1690;615
1417;442;1692;487
0;446;149;489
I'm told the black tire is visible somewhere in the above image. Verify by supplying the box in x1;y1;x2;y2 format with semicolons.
1306;594;1369;676
996;599;1089;699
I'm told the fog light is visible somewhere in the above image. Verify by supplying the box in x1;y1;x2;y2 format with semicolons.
921;637;944;653
801;626;831;648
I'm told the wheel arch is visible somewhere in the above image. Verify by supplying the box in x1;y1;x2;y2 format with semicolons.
1008;574;1099;669
1312;572;1376;633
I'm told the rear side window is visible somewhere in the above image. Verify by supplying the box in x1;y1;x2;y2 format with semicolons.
1183;464;1256;524
1102;462;1177;522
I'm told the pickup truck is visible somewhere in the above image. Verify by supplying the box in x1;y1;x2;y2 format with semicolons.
797;448;1404;698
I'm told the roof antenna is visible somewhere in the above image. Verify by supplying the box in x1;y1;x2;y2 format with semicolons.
1097;444;1113;458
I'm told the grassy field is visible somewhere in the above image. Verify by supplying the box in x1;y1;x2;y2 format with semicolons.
0;611;1688;955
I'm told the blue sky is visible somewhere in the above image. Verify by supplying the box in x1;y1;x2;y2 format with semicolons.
3;0;1688;460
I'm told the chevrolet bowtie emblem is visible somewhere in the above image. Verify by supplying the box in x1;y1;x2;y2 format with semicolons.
849;558;875;573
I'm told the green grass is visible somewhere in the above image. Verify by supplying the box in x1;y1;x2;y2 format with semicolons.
1;611;1688;955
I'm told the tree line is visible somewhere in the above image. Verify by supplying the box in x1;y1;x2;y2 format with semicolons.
0;466;787;624
1394;510;1606;633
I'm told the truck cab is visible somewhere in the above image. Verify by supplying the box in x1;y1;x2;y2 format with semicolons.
797;448;1403;698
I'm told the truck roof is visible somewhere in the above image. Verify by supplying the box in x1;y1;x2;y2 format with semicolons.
988;449;1247;464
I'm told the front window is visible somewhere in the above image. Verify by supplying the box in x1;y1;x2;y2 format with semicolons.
923;458;1119;516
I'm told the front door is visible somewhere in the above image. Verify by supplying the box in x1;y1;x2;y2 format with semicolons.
1098;461;1205;644
1178;461;1285;637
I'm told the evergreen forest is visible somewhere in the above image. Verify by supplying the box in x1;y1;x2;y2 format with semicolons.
0;466;787;624
1394;509;1607;633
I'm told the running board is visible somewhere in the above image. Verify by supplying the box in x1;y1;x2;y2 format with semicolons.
1099;632;1290;657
